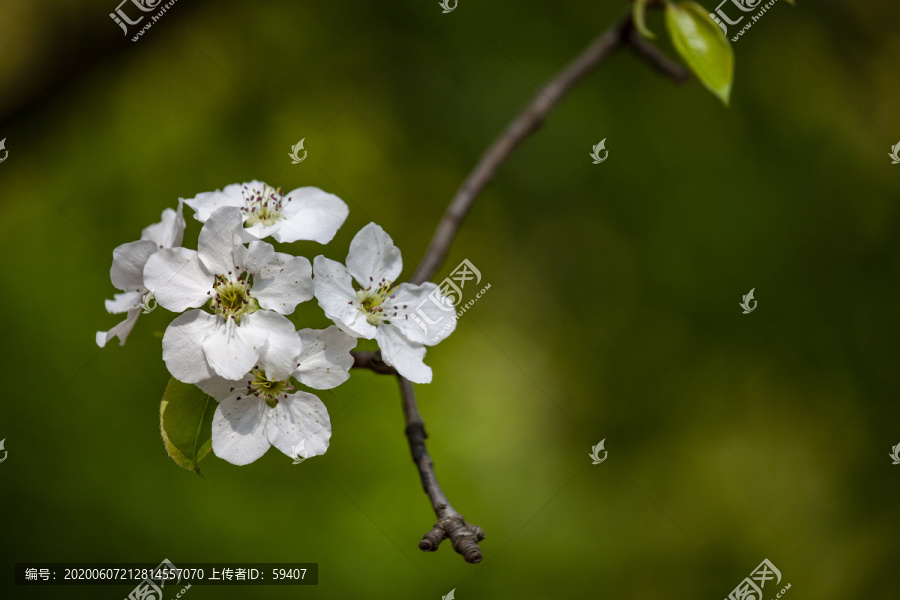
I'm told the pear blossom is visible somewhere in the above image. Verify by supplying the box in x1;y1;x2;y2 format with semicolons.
313;223;456;384
195;326;355;466
144;206;314;382
97;201;185;347
184;180;349;244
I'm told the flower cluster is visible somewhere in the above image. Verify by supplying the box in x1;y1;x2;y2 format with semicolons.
98;181;456;466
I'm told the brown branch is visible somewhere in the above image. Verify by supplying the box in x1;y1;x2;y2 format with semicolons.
353;9;693;565
351;350;397;375
411;11;640;285
350;352;485;562
398;376;485;563
409;10;693;285
626;30;690;83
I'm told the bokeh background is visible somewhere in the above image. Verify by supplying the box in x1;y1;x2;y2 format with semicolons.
1;0;899;598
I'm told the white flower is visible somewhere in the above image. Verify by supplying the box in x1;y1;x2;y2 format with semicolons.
202;369;331;466
97;201;185;347
313;223;456;384
144;207;314;382
184;180;349;244
196;326;355;466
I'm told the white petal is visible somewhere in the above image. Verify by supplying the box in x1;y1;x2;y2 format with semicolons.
143;247;213;312
96;306;141;348
249;311;304;381
184;187;244;223
274;187;349;244
141;200;186;248
313;256;376;338
252;254;314;314
212;395;270;466
243;222;282;241
387;282;457;345
376;325;432;384
197;206;245;276
294;326;356;389
195;373;251;401
110;240;158;293
201;315;267;381
346;223;402;286
105;290;143;314
239;240;276;274
265;392;332;459
162;310;216;383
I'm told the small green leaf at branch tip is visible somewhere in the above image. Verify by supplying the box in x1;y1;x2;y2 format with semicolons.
633;0;656;39
160;378;217;476
664;1;734;105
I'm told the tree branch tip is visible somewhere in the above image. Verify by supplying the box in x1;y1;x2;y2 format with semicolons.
419;516;485;563
419;526;445;552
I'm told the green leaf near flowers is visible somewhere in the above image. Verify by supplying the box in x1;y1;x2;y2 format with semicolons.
664;1;734;105
160;377;216;475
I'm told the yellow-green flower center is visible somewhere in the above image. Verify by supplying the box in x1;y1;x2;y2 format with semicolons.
210;272;258;322
245;368;293;408
356;278;398;326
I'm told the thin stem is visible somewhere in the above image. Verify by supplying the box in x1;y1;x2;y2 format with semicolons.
352;8;692;565
398;375;485;563
627;29;690;83
410;11;634;284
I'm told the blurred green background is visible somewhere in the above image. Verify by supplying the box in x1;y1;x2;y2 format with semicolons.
1;0;899;598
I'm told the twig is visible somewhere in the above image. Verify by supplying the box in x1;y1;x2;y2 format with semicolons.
351;350;397;375
626;30;690;83
354;8;694;565
410;11;642;284
350;352;485;562
398;376;486;563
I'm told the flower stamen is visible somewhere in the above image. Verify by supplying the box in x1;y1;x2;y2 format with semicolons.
356;277;398;326
241;184;289;226
210;272;257;322
246;368;294;408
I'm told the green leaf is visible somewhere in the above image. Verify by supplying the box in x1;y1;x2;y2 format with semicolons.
160;378;216;475
664;1;734;105
633;0;656;39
